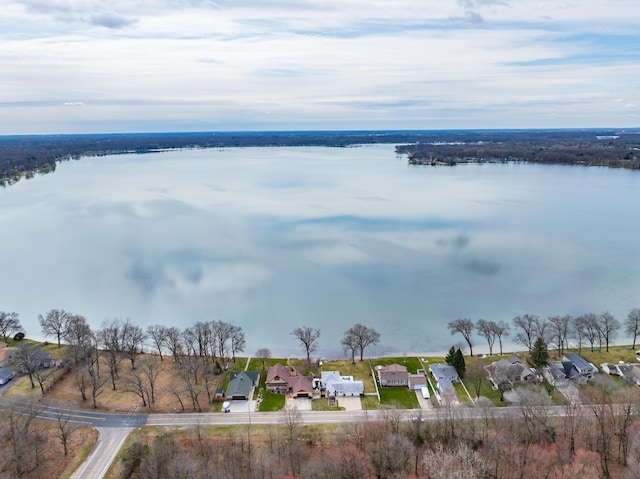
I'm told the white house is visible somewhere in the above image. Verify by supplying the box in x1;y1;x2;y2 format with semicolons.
321;371;364;397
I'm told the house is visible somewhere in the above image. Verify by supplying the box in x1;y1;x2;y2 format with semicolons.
266;363;313;397
16;351;56;374
544;353;598;386
377;364;409;387
266;363;291;394
321;371;364;397
408;373;427;390
565;353;598;378
485;356;537;390
429;364;459;400
226;371;260;400
0;367;15;385
602;363;640;386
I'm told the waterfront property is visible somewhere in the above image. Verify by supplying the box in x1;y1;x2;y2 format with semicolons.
266;363;313;397
226;371;260;400
429;363;460;402
320;371;364;397
485;355;537;391
544;353;598;386
377;364;409;387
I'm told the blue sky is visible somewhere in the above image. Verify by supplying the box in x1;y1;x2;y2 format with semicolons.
1;0;639;134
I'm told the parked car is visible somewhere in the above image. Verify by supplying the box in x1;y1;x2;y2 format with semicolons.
222;401;231;413
420;386;430;399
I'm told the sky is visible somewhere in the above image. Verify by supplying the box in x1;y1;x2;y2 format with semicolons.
1;0;639;134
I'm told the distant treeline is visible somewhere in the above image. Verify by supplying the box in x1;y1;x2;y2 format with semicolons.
396;129;640;169
2;129;640;185
0;130;437;185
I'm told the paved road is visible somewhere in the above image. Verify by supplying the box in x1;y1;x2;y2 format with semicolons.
70;427;134;479
0;395;607;479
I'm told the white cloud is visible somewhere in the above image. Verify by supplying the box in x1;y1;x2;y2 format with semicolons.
1;0;639;132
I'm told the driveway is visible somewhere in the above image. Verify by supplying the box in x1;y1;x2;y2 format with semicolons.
337;396;362;411
415;391;433;409
285;396;312;411
227;400;257;413
556;384;581;405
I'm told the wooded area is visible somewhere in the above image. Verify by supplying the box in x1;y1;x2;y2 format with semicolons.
1;129;639;186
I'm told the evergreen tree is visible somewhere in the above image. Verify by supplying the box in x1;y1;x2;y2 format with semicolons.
530;337;549;368
445;346;457;367
454;348;466;378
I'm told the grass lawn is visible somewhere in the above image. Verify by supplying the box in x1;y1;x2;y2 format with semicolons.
247;357;286;372
573;345;637;367
373;356;422;373
258;391;285;411
453;381;471;403
361;395;380;410
319;359;376;393
312;398;344;411
379;387;419;409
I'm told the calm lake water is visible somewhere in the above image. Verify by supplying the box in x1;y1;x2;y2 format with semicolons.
1;144;639;358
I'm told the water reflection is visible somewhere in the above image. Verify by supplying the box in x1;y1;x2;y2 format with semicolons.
1;145;639;358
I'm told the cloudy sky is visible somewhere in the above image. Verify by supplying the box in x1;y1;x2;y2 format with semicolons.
1;0;639;134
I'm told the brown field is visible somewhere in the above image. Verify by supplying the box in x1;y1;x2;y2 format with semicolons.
6;348;246;413
0;417;97;479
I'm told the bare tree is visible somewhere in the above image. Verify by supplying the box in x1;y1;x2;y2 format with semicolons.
164;326;184;363
494;320;510;355
52;404;78;456
572;314;589;355
33;364;55;395
230;325;245;362
146;324;168;360
213;320;233;360
98;318;124;390
548;314;572;356
476;319;497;356
291;326;320;365
578;312;601;351
465;359;487;400
122;319;146;369
123;370;150;409
85;346;107;409
625;308;640;350
512;314;540;352
0;311;23;341
38;309;70;347
141;358;162;405
341;331;358;364
423;443;487;479
12;342;40;389
448;318;475;357
64;314;93;366
343;323;380;361
597;311;621;353
3;400;44;477
255;347;271;370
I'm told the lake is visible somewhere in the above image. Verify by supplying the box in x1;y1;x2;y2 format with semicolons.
1;144;639;358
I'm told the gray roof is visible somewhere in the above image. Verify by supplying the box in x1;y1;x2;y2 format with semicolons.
327;381;364;395
565;353;591;370
226;371;256;398
230;370;259;382
429;363;460;382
